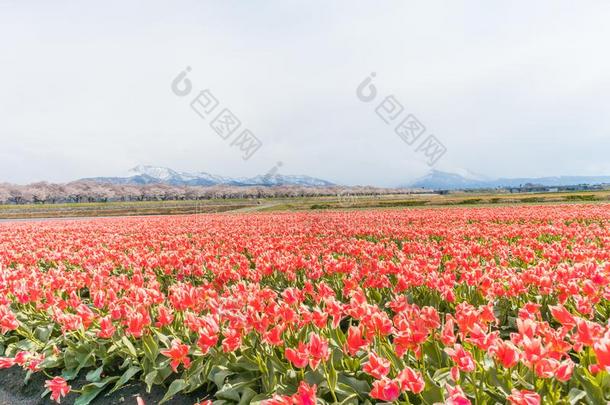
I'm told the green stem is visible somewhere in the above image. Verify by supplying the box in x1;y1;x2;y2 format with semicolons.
323;361;338;403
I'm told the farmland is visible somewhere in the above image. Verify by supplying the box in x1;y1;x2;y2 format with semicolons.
1;204;610;404
1;189;609;220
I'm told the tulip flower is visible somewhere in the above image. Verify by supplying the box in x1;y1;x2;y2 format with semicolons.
507;389;541;405
45;377;71;403
445;344;476;372
362;352;391;379
370;378;401;402
160;339;191;372
396;366;425;394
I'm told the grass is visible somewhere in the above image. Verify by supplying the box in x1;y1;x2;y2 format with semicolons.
1;190;609;219
0;200;256;219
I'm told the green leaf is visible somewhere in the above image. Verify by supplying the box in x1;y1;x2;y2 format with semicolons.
327;361;338;393
216;384;241;402
119;356;132;369
334;382;357;400
109;365;141;394
208;366;234;389
62;368;80;381
420;374;444;405
153;329;171;347
159;379;187;404
337;374;370;396
154;363;173;385
567;388;587;405
432;367;451;386
338;393;359;405
486;366;511;395
86;366;103;383
249;393;271;405
230;356;261;372
121;336;138;358
483;387;505;403
35;325;54;342
264;356;276;392
512;369;535;391
304;369;326;386
370;289;382;303
38;354;61;370
239;387;257;405
144;370;158;393
575;367;605;405
142;333;158;363
423;341;444;368
14;338;37;353
379;343;404;371
74;377;118;405
62;347;94;382
185;358;207;392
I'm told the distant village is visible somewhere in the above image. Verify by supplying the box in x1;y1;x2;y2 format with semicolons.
432;182;610;195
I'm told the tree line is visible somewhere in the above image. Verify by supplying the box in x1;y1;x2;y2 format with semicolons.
0;181;413;204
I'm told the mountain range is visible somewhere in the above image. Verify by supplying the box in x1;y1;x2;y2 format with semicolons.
408;170;610;190
80;166;610;190
81;165;335;187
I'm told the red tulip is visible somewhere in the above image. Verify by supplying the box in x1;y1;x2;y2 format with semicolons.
396;366;425;394
492;341;520;368
0;305;19;334
370;378;401;402
293;381;317;405
593;329;610;369
345;325;368;356
445;344;476;372
98;316;116;339
160;339;191;372
445;384;471;405
0;357;15;369
45;377;71;403
507;389;540;405
363;352;390;379
441;317;456;346
155;305;174;327
555;359;574;382
306;332;329;370
285;343;308;369
549;305;576;329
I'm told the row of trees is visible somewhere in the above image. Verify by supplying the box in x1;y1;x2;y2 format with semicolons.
0;181;413;204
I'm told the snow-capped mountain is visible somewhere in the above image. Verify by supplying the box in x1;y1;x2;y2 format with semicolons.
129;165;177;181
126;165;233;186
405;170;490;190
407;170;610;190
82;165;335;187
229;174;334;187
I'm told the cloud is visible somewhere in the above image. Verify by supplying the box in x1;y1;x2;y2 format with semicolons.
1;0;609;186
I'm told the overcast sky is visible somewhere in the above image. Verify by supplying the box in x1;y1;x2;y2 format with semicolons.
1;1;609;187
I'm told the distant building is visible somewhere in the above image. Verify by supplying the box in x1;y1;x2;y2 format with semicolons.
506;183;604;193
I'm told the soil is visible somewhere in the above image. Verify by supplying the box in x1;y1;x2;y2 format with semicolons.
0;366;208;405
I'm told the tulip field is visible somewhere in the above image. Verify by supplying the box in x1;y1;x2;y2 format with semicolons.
2;204;610;404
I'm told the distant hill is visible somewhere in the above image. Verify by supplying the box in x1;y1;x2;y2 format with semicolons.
407;170;610;190
81;165;335;187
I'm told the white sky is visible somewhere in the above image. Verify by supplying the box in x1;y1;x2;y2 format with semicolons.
1;0;609;186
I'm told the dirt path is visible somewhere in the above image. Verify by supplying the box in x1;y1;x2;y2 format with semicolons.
226;202;282;213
